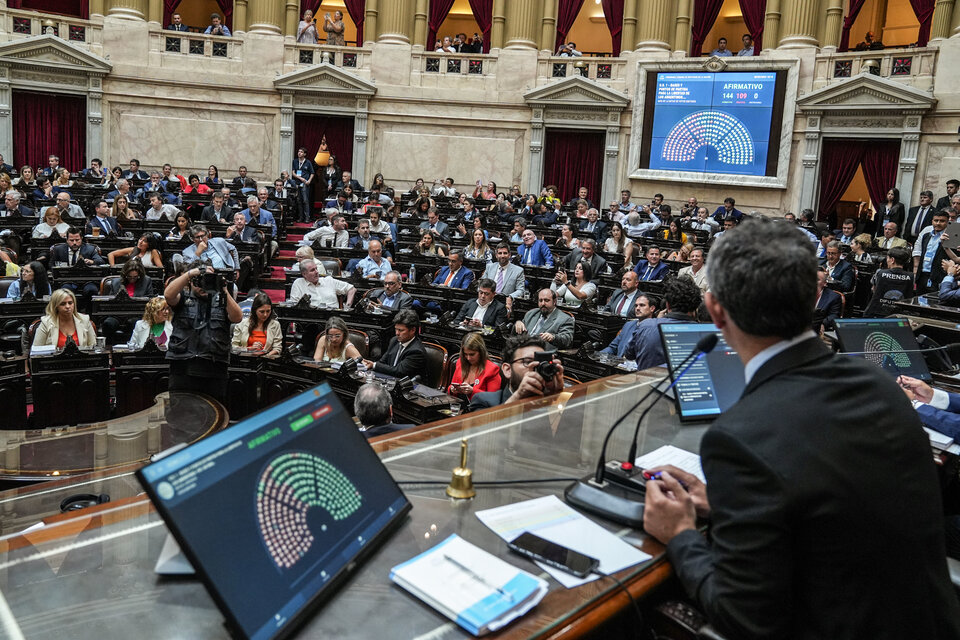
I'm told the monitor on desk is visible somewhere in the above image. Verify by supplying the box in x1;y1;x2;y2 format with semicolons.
137;383;411;640
659;323;745;421
834;318;932;381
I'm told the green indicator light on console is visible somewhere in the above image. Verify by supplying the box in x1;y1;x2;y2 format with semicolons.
290;415;313;432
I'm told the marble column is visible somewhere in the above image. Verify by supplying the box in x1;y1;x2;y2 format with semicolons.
764;0;781;50
635;0;671;51
490;0;506;49
540;0;557;52
504;0;542;49
146;0;160;24
90;0;105;18
247;0;283;34
778;0;818;48
234;0;248;34
87;75;105;162
930;0;955;41
821;0;843;49
674;0;692;54
284;0;299;38
620;0;637;53
413;0;428;48
377;0;414;44
107;0;147;20
365;0;379;45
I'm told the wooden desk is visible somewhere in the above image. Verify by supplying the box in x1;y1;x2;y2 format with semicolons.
29;343;110;428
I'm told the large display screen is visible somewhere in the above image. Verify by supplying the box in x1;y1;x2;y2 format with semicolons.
835;318;932;381
641;71;785;178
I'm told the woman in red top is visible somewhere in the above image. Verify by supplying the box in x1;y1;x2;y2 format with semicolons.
447;332;502;399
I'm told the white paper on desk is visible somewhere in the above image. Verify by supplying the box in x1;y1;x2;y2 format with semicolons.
924;426;955;449
635;445;705;484
475;495;651;589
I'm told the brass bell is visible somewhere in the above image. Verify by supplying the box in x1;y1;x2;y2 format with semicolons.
446;439;476;499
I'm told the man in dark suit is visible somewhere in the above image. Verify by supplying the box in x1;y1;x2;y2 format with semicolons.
454;278;507;327
365;271;413;310
935;178;958;212
122;159;149;181
643;219;960;640
332;170;362;194
418;209;449;240
354;383;413;439
602;271;640;318
562;238;607;275
710;196;742;224
905;190;935;244
363;309;425;379
0;190;34;217
40;155;62;177
814;267;842;331
231;166;249;188
578;209;608;242
633;245;671;281
469;334;564;411
201;192;232;224
166;12;189;31
0;153;13;175
50;227;105;305
85;200;120;236
823;241;855;292
431;251;475;289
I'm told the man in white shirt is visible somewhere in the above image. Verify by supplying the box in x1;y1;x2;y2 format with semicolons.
303;214;349;248
687;207;720;235
289;260;355;308
737;33;754;56
431;177;456;197
355;240;390;280
145;192;181;221
678;248;709;292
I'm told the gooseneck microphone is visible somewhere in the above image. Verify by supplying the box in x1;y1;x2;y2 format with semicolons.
565;333;718;527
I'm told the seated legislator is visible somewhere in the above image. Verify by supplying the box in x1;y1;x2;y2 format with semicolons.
53;192;83;220
130;296;172;349
349;218;377;250
167;212;193;241
354;383;414;439
634;245;671;281
446;331;502;400
180;225;240;273
551;259;597;305
241;196;277;238
578;209;608;242
863;247;914;316
289;260;356;309
822;240;855;293
625;276;701;368
711;196;743;224
32;206;69;239
603;221;635;265
355;240;391;280
313;317;362;364
563;238;607;275
86;199;121;236
418;208;450;239
678;247;709;292
201;192;232;225
144;192;180;221
469;334;564;410
362;309;425;378
366;271;413;310
8;261;52;300
413;230;446;259
108;233;163;268
642;220;960;640
32;288;97;349
603;271;641;317
483;243;525;299
50;227;105;273
1;189;35;217
877;221;909;250
303;214;349;248
555;223;581;251
225;212;261;244
517;229;554;267
601;293;660;357
623;210;662;241
454;278;508;327
109;259;154;297
432;251;475;289
513;288;574;351
813;267;842;332
232;292;281;356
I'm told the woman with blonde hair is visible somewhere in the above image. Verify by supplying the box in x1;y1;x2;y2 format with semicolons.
130;296;172;349
446;332;501;399
850;233;874;265
54;168;73;189
667;242;695;263
233;292;282;356
313;316;361;363
0;173;12;193
32;206;69;239
32;288;97;349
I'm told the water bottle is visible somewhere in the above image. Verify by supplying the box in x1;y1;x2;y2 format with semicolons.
409;264;416;283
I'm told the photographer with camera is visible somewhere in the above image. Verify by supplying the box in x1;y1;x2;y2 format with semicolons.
164;263;242;404
469;334;564;410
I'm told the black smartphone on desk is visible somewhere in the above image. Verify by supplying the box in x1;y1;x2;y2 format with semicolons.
507;532;599;578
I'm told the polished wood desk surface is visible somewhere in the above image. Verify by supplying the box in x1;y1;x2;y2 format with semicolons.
0;369;709;639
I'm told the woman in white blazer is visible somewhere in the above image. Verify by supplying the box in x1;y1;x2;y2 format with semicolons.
32;288;97;349
130;296;173;349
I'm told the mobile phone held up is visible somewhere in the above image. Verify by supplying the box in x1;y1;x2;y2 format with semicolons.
507;532;599;578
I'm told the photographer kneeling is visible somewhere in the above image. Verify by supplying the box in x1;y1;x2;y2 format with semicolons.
469;334;564;411
164;263;242;404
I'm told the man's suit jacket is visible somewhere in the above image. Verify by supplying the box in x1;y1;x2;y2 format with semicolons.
877;202;905;233
123;170;150;180
455;298;508;327
108;275;153;297
916;391;960;441
665;337;960;639
939;276;960;305
432;266;475;289
419;220;449;239
875;235;909;251
905;205;935;243
333;178;362;193
520;307;574;349
85;216;119;236
50;242;104;266
578;219;608;242
936;194;953;213
482;262;525;298
366;288;413;310
0;204;35;217
468;386;513;412
633;259;671;281
815;287;842;330
374;337;425;378
601;319;642;357
201;204;232;224
825;258;855;292
517;239;554;267
362;422;415;439
604;288;640;317
562;249;607;276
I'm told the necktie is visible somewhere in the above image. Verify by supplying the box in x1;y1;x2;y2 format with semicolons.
70;250;77;266
531;314;545;335
616;294;627;316
524;247;530;264
495;267;504;292
444;269;455;286
393;343;405;366
643;265;652;280
588;223;594;232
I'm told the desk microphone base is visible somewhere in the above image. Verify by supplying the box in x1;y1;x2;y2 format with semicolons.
564;477;645;528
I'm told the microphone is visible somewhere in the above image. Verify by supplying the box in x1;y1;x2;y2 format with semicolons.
564;333;718;527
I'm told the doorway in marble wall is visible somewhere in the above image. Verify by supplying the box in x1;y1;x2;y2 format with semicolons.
294;113;354;211
542;128;604;206
12;90;86;175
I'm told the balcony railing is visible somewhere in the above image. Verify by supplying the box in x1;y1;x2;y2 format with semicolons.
412;51;497;77
813;47;937;91
282;44;372;75
536;55;627;86
149;29;241;61
3;8;103;54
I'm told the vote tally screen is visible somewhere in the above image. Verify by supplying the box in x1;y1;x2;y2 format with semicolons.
648;72;778;177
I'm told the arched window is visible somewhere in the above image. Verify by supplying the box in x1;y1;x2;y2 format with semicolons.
565;1;617;56
164;1;233;32
841;0;934;51
434;0;483;52
691;0;765;56
301;2;361;45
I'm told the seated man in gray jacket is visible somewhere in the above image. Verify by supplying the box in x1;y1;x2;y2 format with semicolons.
513;288;574;351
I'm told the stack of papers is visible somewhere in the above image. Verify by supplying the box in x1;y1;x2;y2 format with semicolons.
390;534;548;636
476;495;651;588
635;445;705;484
924;426;956;451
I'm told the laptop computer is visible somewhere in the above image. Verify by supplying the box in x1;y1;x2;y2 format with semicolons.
834;317;932;381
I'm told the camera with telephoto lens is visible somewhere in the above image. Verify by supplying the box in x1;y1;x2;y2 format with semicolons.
192;269;234;294
534;351;559;380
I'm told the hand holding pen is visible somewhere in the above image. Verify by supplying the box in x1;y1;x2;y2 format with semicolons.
642;465;711;519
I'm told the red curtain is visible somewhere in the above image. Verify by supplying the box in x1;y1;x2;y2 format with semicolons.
737;0;765;53
294;114;355;206
468;0;493;53
817;139;867;221
12;90;86;174
839;0;868;51
214;0;233;29
555;0;585;52
20;0;88;18
601;0;624;56
343;0;366;45
543;129;604;204
909;0;936;46
162;0;182;28
300;0;322;14
690;0;724;56
428;0;456;49
862;141;901;211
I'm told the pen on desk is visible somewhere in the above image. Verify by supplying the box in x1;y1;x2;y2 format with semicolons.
642;470;689;490
443;554;515;602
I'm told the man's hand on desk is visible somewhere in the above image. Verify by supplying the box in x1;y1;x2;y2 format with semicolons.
361;359;375;371
645;465;710;518
898;374;933;404
643;471;698;544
